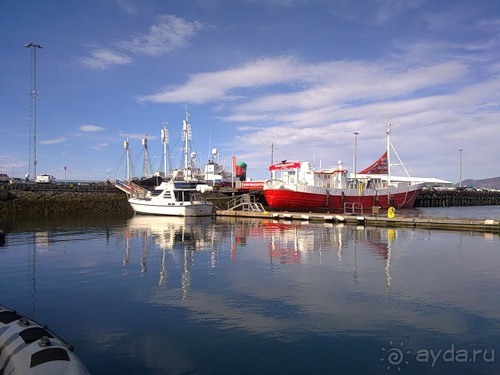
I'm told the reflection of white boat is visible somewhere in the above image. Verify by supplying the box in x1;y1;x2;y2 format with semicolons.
116;112;214;217
126;215;214;251
124;215;216;294
0;305;90;374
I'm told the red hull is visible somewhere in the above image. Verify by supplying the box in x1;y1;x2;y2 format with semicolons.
263;187;422;213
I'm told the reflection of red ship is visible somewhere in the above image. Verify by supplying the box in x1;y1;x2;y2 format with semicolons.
265;222;302;264
268;245;301;264
263;122;425;213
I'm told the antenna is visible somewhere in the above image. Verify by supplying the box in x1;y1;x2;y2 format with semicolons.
270;137;277;179
25;42;42;181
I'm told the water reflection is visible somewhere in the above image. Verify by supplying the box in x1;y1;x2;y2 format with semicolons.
121;215;217;298
3;215;499;374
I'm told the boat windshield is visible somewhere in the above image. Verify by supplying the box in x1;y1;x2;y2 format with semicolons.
174;182;198;189
175;190;195;202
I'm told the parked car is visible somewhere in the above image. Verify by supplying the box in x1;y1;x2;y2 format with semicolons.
35;174;56;184
9;177;24;184
0;174;10;184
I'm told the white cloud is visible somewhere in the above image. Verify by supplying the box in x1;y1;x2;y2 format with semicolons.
79;49;132;70
80;15;203;70
138;56;468;115
138;56;315;104
121;15;203;56
40;137;67;145
80;124;105;132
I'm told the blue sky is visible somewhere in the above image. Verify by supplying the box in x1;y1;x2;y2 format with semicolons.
1;0;499;183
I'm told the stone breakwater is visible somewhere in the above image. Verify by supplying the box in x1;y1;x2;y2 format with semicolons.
0;189;133;217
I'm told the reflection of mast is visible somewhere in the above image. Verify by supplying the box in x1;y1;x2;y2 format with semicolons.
123;236;130;275
385;229;395;295
29;233;37;318
182;249;191;300
141;234;148;276
159;250;167;286
352;229;359;287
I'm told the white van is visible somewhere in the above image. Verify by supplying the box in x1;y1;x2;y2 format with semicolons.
35;174;56;184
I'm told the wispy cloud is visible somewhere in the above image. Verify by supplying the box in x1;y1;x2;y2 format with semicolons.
79;15;203;70
120;15;203;56
138;56;468;111
79;49;132;70
91;143;109;150
113;0;137;15
138;56;311;104
80;124;105;132
40;137;67;145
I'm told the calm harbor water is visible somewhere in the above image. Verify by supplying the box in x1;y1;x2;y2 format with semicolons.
0;206;499;375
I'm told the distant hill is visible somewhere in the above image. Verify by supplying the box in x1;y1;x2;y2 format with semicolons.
458;176;500;189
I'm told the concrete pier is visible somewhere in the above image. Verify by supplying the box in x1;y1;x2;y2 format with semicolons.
216;210;500;234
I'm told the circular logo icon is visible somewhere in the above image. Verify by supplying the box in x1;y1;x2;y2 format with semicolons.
381;341;410;371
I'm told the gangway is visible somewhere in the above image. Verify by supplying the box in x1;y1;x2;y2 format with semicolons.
227;194;265;212
115;179;150;199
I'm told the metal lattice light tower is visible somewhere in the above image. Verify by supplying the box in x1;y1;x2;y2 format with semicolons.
25;42;43;181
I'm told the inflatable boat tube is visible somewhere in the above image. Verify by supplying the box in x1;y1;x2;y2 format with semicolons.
0;305;90;374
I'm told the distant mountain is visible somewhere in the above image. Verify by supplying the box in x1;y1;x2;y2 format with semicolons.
458;177;500;189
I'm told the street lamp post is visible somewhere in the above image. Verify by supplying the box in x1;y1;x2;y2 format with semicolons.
459;148;463;188
353;131;359;178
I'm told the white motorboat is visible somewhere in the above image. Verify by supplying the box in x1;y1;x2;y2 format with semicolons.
116;112;214;217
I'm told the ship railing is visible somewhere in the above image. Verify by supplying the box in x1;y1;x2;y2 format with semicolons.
343;202;364;215
227;194;265;212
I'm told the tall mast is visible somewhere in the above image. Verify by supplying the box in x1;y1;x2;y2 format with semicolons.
386;120;391;185
124;137;130;181
270;137;276;179
161;121;168;177
142;136;149;178
182;111;191;171
25;42;42;181
386;120;410;180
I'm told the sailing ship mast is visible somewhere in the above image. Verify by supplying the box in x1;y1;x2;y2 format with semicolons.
386;121;391;185
161;121;169;178
386;119;411;185
124;137;130;181
142;136;149;178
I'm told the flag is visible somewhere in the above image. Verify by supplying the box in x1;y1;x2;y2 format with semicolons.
359;151;388;174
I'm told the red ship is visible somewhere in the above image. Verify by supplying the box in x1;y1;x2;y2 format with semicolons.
263;122;426;214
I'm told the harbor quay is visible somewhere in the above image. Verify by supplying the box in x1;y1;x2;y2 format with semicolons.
0;187;133;217
0;185;499;234
215;209;500;235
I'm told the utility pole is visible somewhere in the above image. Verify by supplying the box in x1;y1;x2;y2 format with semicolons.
25;42;42;181
459;148;463;188
353;131;359;178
